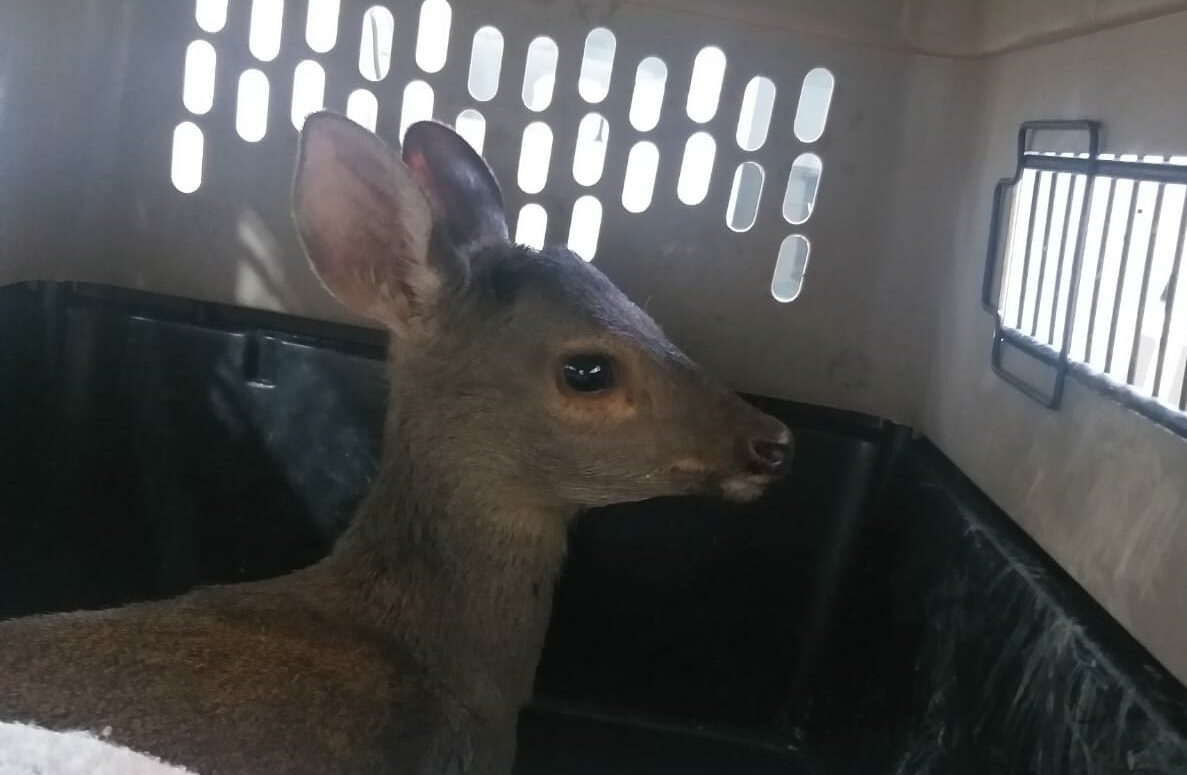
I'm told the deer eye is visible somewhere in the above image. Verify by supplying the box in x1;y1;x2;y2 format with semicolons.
562;355;615;393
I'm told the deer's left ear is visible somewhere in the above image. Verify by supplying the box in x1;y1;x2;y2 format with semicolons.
401;120;509;257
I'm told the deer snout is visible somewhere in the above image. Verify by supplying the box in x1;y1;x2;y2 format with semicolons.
748;431;793;475
746;424;794;476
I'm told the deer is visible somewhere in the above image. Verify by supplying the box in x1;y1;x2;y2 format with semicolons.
0;113;793;774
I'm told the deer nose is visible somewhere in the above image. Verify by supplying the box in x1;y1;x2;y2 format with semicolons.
747;427;794;476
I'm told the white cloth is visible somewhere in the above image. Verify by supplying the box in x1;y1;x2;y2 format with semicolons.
0;722;195;775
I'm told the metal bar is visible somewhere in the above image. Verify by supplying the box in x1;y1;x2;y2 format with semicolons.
983;179;1014;312
1024;154;1187;184
1014;171;1044;329
1022;119;1100;134
1084;177;1118;361
1024;155;1095;175
1030;172;1061;337
1000;326;1063;367
1065;361;1187;441
1127;183;1167;385
1153;193;1187;395
1051;145;1100;407
1104;182;1142;373
1046;173;1079;344
1181;352;1187;411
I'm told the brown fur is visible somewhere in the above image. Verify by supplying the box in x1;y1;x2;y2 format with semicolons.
0;114;791;774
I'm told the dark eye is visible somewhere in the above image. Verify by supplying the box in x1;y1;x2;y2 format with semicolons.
562;355;615;393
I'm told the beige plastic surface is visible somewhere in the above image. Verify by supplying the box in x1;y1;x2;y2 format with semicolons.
922;8;1187;689
2;0;1187;683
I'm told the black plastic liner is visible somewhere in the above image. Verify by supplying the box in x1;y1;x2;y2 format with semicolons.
2;282;1186;773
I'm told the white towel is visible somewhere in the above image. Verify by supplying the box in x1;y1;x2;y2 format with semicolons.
0;722;195;775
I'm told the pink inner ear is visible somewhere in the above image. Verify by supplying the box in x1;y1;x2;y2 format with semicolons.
293;113;438;335
399;121;508;250
404;151;432;184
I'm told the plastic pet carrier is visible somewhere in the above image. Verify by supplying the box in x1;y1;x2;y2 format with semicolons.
3;1;1187;772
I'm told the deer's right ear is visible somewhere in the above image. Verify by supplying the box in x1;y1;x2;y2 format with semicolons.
293;112;440;339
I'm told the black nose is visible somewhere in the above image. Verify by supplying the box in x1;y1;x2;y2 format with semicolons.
748;430;794;476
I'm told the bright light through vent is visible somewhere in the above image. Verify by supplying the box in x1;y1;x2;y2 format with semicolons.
794;68;834;143
578;28;615;103
784;153;822;224
182;40;217;115
171;122;204;194
737;76;776;151
346;89;379;131
629;57;666;132
305;0;340;53
195;0;228;33
727;162;764;232
518;122;552;195
686;47;726;123
399;81;434;139
248;0;284;62
168;14;840;312
455;109;486;154
516;204;547;249
573;114;609;187
622;142;659;213
415;0;451;73
468;27;503;102
568;197;603;261
236;69;270;142
772;235;810;303
677;132;716;205
360;6;395;82
291;60;326;129
522;37;558;111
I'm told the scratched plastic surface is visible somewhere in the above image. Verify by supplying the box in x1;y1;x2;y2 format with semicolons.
2;281;1186;773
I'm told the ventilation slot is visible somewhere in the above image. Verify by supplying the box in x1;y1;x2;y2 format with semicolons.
573;114;609;187
518;122;552;195
455;109;486;154
291;60;326;129
686;47;726;124
346;89;379;131
629;57;666;132
568;196;603;261
794;68;834;143
622;142;659;214
516;204;547;249
677;132;716;205
467;27;503;102
196;0;228;34
305;0;340;53
784;153;822;224
522;37;558;111
772;235;810;302
400;81;434;139
249;0;284;62
183;40;217;116
236;69;270;142
415;0;451;73
171;122;204;194
578;28;615;104
359;6;395;82
737;76;776;151
727;162;764;232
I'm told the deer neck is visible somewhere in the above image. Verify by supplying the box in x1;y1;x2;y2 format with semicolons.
323;395;572;710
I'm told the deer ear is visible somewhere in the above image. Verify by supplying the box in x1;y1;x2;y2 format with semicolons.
401;120;509;255
293;112;441;339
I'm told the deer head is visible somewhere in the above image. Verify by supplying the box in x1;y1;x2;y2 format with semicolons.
292;113;791;513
